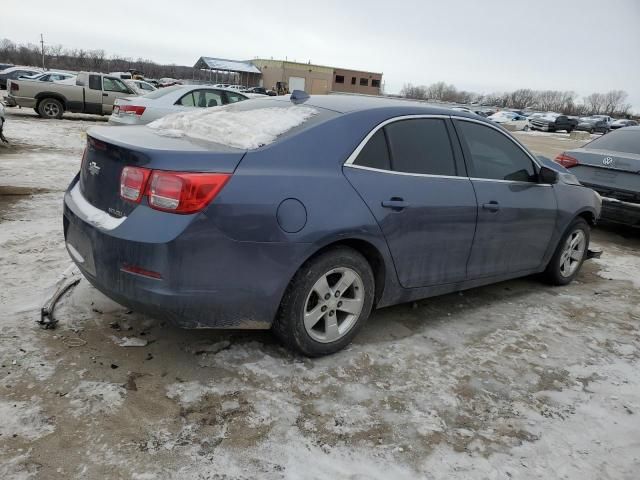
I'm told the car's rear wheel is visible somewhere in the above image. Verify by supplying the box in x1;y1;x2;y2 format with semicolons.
273;247;375;356
523;125;529;131
543;218;590;285
37;98;64;119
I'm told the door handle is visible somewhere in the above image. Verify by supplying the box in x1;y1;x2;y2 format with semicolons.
103;93;108;97
482;201;500;212
381;198;409;211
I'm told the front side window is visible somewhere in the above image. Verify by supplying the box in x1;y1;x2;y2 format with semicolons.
103;77;130;93
353;129;390;170
385;119;456;176
456;120;537;182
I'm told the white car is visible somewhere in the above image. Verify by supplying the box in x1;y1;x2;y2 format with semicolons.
109;84;251;125
124;79;157;95
488;111;530;131
21;71;76;82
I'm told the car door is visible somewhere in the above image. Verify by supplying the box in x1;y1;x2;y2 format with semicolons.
102;77;133;115
453;118;558;279
343;116;478;288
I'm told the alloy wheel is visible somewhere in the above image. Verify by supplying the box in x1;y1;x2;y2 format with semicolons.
303;267;365;343
559;230;586;277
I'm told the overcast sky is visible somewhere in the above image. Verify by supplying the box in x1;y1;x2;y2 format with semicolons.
3;0;639;110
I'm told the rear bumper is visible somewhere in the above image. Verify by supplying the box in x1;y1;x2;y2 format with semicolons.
108;114;146;126
600;196;640;226
8;94;36;108
63;177;307;329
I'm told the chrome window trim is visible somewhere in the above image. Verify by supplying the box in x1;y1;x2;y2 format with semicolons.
343;113;553;185
345;163;469;180
343;114;450;167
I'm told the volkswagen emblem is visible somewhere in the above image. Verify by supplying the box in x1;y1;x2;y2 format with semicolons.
602;157;614;167
88;161;101;176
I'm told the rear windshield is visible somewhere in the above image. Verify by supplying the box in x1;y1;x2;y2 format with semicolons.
143;85;184;99
586;129;640;155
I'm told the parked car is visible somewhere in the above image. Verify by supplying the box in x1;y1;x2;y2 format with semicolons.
0;66;43;89
8;72;136;118
556;126;640;226
530;113;578;133
610;119;638;130
63;95;601;356
576;117;610;134
489;111;531;131
0;63;14;72
243;86;277;96
591;115;614;128
124;79;157;95
0;103;6;142
452;106;485;117
21;71;76;82
109;84;250;125
110;72;133;80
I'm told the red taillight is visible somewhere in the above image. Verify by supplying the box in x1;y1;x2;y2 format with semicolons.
118;105;146;116
120;166;151;203
554;153;579;168
148;171;230;214
10;82;18;92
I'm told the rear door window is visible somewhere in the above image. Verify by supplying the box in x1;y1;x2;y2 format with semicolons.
203;90;223;107
176;91;196;107
456;120;537;182
353;129;391;170
384;118;456;176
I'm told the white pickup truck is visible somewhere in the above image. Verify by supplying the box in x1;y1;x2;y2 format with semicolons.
7;72;136;119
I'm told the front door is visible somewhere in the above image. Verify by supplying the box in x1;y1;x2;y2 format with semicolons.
454;119;558;278
344;117;477;288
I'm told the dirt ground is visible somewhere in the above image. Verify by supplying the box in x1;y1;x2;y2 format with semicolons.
1;107;639;480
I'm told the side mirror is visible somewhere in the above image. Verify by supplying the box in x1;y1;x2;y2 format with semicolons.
539;166;559;184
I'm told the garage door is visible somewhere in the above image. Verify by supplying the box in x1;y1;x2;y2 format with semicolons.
311;79;328;94
289;76;306;92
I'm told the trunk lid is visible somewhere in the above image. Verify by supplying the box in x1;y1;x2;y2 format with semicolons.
80;125;246;217
569;147;640;199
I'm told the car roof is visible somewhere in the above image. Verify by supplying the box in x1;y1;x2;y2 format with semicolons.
250;94;486;119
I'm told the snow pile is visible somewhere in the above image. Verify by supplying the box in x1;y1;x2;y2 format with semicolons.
147;105;317;149
594;247;640;288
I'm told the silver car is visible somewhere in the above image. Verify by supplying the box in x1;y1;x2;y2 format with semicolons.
109;85;250;125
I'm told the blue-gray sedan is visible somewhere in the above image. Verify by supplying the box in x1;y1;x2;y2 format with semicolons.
63;94;602;356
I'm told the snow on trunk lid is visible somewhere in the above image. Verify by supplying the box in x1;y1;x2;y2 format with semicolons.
147;105;318;149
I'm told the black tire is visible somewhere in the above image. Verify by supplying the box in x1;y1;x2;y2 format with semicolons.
588;128;594;134
543;218;590;286
37;98;64;119
273;247;375;357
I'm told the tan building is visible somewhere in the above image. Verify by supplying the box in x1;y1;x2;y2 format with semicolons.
252;59;333;95
332;68;383;95
252;59;383;96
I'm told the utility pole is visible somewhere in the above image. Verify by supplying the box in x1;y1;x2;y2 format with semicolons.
40;34;45;70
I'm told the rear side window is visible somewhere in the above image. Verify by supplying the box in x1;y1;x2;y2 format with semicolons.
385;119;456;176
353;129;390;170
585;129;640;155
177;92;196;107
456;120;536;182
88;75;101;90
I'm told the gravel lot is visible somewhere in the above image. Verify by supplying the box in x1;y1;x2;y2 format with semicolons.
1;108;639;480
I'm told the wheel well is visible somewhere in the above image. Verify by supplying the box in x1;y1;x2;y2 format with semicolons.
307;239;386;305
578;210;596;226
35;93;66;109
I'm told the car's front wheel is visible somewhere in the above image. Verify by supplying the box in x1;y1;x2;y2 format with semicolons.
273;247;375;356
543;218;590;285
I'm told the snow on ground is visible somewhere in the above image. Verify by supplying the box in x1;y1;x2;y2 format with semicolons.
0;106;639;479
148;105;317;149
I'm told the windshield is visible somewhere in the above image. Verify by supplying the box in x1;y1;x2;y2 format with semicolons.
586;129;640;155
